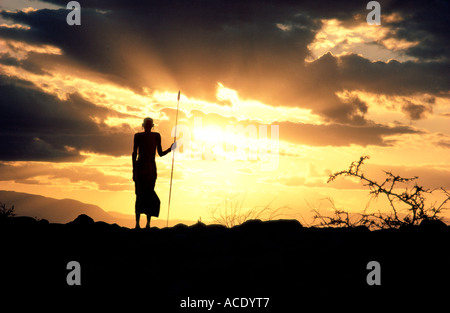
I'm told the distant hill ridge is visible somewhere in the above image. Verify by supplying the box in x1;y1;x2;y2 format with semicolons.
0;190;193;228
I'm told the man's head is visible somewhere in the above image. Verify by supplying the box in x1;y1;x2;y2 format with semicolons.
142;117;154;131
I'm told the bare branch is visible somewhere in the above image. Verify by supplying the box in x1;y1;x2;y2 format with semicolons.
316;156;449;229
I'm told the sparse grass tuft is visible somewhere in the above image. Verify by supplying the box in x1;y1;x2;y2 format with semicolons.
209;194;289;228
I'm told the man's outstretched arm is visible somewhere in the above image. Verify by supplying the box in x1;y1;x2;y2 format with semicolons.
156;133;175;157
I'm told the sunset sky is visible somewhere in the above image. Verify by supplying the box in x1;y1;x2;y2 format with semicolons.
0;0;449;225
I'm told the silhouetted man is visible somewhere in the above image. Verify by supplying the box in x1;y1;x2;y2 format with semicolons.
132;118;175;229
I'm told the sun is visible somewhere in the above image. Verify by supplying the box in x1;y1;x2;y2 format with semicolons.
193;126;225;143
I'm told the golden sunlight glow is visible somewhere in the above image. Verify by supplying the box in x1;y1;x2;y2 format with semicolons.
2;28;449;225
216;83;239;104
381;37;419;51
191;124;266;161
0;23;31;30
1;40;61;59
21;7;39;13
152;83;324;125
193;127;227;143
384;12;404;23
1;0;449;233
1;48;322;130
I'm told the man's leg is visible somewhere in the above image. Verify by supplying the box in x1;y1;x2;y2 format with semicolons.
145;215;151;229
135;180;141;229
135;213;141;229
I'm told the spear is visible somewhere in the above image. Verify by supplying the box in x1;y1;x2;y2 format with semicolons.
167;90;180;227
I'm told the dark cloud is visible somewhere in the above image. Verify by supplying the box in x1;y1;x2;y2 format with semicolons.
0;52;49;75
383;0;450;62
337;54;449;96
0;1;448;113
0;74;134;161
402;101;432;120
434;133;450;149
301;52;449;123
278;121;421;147
0;162;132;191
0;135;84;162
437;140;450;149
0;0;448;161
0;3;318;101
